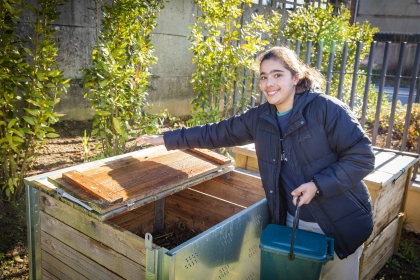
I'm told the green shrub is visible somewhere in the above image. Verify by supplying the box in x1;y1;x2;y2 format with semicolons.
283;0;382;123
0;0;69;201
187;0;281;126
82;0;164;158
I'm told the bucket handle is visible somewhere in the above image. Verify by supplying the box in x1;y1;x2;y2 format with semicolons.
288;196;301;261
326;237;335;261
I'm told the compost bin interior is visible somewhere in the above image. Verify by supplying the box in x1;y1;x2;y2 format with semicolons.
107;172;265;250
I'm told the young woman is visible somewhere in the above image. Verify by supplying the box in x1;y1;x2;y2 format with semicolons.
138;46;375;279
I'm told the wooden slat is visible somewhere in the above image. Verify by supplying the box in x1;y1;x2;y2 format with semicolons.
235;154;248;169
42;250;89;280
367;172;407;244
39;192;147;265
232;144;257;158
191;170;264;207
165;188;245;231
41;212;144;280
190;148;232;164
62;170;123;204
360;214;402;280
41;231;126;280
41;265;61;280
108;203;155;235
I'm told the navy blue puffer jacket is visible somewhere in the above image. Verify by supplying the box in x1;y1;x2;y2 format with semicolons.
163;89;375;259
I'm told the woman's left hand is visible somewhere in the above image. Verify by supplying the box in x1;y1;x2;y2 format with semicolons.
291;181;318;206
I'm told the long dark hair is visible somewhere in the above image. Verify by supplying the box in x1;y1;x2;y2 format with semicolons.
254;46;325;94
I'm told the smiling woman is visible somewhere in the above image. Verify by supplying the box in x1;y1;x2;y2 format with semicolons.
140;46;376;280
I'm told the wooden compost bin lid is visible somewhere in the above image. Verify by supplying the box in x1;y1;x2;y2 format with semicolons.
29;146;233;220
364;148;419;191
232;144;419;190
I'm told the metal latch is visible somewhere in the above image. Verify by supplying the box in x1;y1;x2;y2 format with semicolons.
393;168;406;183
56;188;93;211
145;233;156;274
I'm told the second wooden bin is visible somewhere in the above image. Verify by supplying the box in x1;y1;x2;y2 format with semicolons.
232;144;419;280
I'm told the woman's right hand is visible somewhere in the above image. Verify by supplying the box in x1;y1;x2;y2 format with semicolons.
136;135;165;146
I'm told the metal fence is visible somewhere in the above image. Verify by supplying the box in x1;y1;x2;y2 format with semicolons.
250;39;420;179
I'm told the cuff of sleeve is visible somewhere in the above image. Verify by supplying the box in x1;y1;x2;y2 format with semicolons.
312;177;323;197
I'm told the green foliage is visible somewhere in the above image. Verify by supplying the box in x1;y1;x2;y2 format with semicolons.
376;102;420;151
0;0;69;201
187;0;281;126
283;0;381;115
83;0;164;158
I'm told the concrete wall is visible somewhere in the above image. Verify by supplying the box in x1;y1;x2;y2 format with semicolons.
18;0;200;121
356;0;420;34
147;0;199;117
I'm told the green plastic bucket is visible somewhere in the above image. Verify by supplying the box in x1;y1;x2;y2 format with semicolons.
259;199;334;280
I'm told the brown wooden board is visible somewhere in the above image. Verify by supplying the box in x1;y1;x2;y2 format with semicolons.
165;188;246;232
360;214;403;280
39;192;147;264
191;169;265;207
41;211;145;280
62;170;123;204
45;146;233;216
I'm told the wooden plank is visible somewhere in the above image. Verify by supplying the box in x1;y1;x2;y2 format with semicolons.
367;172;407;244
393;212;406;254
232;144;257;159
39;192;147;265
41;212;144;280
400;166;414;213
360;214;402;280
365;154;418;189
190;148;232;164
62;170;123;204
108;203;155;235
42;265;61;280
41;231;126;280
234;154;247;169
191;170;265;207
42;250;89;280
246;157;259;173
165;189;245;231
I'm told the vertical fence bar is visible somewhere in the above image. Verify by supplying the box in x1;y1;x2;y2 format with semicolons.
305;40;312;65
295;40;301;56
360;41;376;128
372;42;390;146
325;41;335;95
276;38;281;46
337;41;348;101
401;42;420;151
316;40;323;70
251;73;257;108
215;36;223;110
241;67;248;113
232;40;240;116
386;42;406;148
349;42;362;110
259;45;270;104
286;39;291;48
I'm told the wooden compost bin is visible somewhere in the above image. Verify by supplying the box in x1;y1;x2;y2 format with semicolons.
232;144;419;280
25;146;267;280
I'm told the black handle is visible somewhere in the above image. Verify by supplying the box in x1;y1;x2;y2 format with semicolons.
288;196;301;261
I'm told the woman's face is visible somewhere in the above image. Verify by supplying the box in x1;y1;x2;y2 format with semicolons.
259;58;299;112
